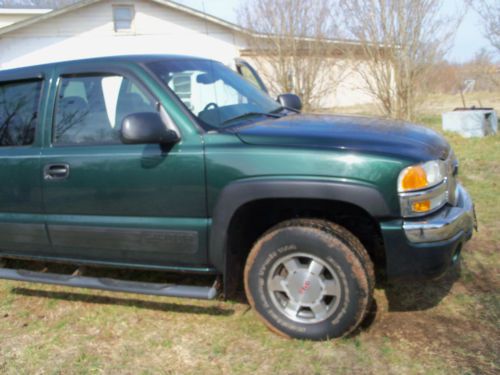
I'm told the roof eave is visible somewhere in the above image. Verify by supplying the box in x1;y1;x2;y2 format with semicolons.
148;0;250;35
0;0;101;36
0;9;52;15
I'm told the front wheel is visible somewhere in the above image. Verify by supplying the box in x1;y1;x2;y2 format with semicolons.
244;219;374;340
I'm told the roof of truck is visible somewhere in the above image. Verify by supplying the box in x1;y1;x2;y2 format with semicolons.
0;54;210;80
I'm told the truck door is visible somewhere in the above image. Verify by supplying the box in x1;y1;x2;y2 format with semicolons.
0;74;49;256
40;62;208;269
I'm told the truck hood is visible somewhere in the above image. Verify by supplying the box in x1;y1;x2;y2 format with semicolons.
228;114;450;161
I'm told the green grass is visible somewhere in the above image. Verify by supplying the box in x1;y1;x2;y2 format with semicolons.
0;112;499;374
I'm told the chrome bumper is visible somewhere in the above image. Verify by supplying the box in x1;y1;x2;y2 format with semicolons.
403;184;476;243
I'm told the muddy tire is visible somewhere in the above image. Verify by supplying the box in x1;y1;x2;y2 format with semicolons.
244;219;374;340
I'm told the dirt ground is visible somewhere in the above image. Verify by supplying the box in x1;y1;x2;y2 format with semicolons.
0;112;499;374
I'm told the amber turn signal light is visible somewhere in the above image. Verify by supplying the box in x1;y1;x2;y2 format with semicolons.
400;165;428;191
412;200;431;212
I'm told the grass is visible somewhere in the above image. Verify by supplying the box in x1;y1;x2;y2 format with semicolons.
332;91;500;118
0;101;499;374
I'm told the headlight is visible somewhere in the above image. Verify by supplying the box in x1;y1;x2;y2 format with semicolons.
398;160;448;217
398;160;446;192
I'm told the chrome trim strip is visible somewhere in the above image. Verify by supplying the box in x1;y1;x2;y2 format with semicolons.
399;180;448;218
403;184;475;243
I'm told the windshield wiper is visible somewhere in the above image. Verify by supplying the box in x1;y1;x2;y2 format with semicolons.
221;111;281;126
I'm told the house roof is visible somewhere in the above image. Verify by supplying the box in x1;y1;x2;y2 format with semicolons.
0;0;249;36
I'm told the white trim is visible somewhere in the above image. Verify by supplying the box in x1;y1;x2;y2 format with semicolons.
0;9;52;15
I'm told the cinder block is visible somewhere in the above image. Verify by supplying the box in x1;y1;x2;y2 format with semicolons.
442;109;497;138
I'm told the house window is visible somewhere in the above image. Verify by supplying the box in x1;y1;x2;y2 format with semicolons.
113;5;134;32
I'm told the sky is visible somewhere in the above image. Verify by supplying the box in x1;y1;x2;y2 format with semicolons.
175;0;496;63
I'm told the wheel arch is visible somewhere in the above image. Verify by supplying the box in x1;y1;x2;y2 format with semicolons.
208;178;393;294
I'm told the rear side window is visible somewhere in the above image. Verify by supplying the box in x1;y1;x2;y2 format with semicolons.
54;75;156;145
0;80;42;147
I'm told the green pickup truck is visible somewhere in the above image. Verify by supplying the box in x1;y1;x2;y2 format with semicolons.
0;55;476;340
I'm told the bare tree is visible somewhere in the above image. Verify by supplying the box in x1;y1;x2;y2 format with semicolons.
338;0;463;120
470;0;500;54
456;49;500;107
238;0;348;110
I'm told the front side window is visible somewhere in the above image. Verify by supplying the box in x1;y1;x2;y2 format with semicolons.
54;74;156;145
147;59;281;129
0;80;42;147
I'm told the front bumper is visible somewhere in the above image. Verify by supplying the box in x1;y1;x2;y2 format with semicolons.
381;183;476;280
403;184;476;243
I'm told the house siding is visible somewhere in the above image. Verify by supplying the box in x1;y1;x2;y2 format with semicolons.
0;0;245;69
0;0;375;107
243;56;375;108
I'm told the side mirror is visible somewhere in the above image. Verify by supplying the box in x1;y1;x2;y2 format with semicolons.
121;112;180;145
277;93;302;112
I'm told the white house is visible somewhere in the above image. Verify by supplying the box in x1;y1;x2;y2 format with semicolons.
0;0;373;107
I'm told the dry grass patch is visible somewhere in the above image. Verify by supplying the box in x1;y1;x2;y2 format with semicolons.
0;109;499;374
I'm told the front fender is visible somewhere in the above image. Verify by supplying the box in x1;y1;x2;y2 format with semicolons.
208;178;393;272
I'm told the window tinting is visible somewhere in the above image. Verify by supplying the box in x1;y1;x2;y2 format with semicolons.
0;80;42;147
54;75;156;145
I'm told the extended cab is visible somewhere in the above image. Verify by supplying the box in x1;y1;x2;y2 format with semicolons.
0;55;476;340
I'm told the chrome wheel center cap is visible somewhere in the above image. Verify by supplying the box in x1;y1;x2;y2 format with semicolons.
286;270;323;304
267;253;342;324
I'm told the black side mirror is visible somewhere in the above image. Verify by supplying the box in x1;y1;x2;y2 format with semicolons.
121;112;180;145
277;93;302;112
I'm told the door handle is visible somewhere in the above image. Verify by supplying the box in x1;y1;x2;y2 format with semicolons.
44;164;70;180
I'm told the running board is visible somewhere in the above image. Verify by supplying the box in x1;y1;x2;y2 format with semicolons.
0;268;219;300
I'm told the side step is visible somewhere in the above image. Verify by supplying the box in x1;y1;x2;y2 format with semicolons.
0;268;219;300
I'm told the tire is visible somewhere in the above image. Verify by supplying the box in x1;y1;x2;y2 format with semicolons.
244;219;374;340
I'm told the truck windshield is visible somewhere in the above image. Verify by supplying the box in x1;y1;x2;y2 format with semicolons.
147;59;282;129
